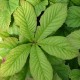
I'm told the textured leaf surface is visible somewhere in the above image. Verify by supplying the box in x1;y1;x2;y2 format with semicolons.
9;66;27;80
67;30;80;49
53;64;70;80
38;36;78;60
0;10;11;31
0;37;18;49
71;0;80;5
66;6;80;28
9;0;19;14
35;3;67;41
27;0;48;16
78;54;80;66
49;0;68;3
14;1;37;41
69;69;80;80
0;0;19;30
8;23;19;36
48;55;70;80
30;45;53;80
0;44;31;77
0;37;18;57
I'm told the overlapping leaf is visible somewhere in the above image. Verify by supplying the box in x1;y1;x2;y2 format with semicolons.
0;44;31;77
0;37;18;57
38;36;78;59
0;0;19;30
14;1;37;41
35;3;67;41
69;69;80;80
66;6;80;28
67;30;80;49
27;0;48;16
71;0;80;5
30;45;53;80
49;0;68;3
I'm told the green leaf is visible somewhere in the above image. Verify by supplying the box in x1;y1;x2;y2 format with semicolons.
48;55;70;80
78;54;80;66
0;10;11;31
0;37;18;57
38;36;78;60
9;0;19;14
53;64;70;80
0;0;19;30
0;37;18;49
8;23;19;36
47;55;64;65
0;30;9;38
14;1;37;41
9;66;27;80
69;69;80;80
0;44;31;77
66;6;80;28
27;0;48;16
71;0;80;5
67;30;80;49
35;3;67;41
53;73;62;80
30;45;53;80
49;0;68;3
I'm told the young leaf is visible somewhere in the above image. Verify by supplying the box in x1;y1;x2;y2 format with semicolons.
38;36;78;60
66;6;80;28
0;44;31;77
35;3;67;41
67;30;80;49
14;1;37;41
30;45;53;80
69;69;80;80
27;0;48;16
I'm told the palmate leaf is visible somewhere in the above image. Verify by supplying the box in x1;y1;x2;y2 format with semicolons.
14;1;37;41
30;45;53;80
0;44;31;77
69;69;80;80
35;3;67;41
27;0;48;16
67;30;80;49
66;6;80;28
38;36;78;60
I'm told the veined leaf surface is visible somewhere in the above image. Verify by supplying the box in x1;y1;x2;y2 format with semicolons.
14;1;37;41
30;45;53;80
0;44;31;77
38;36;78;60
35;3;67;41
